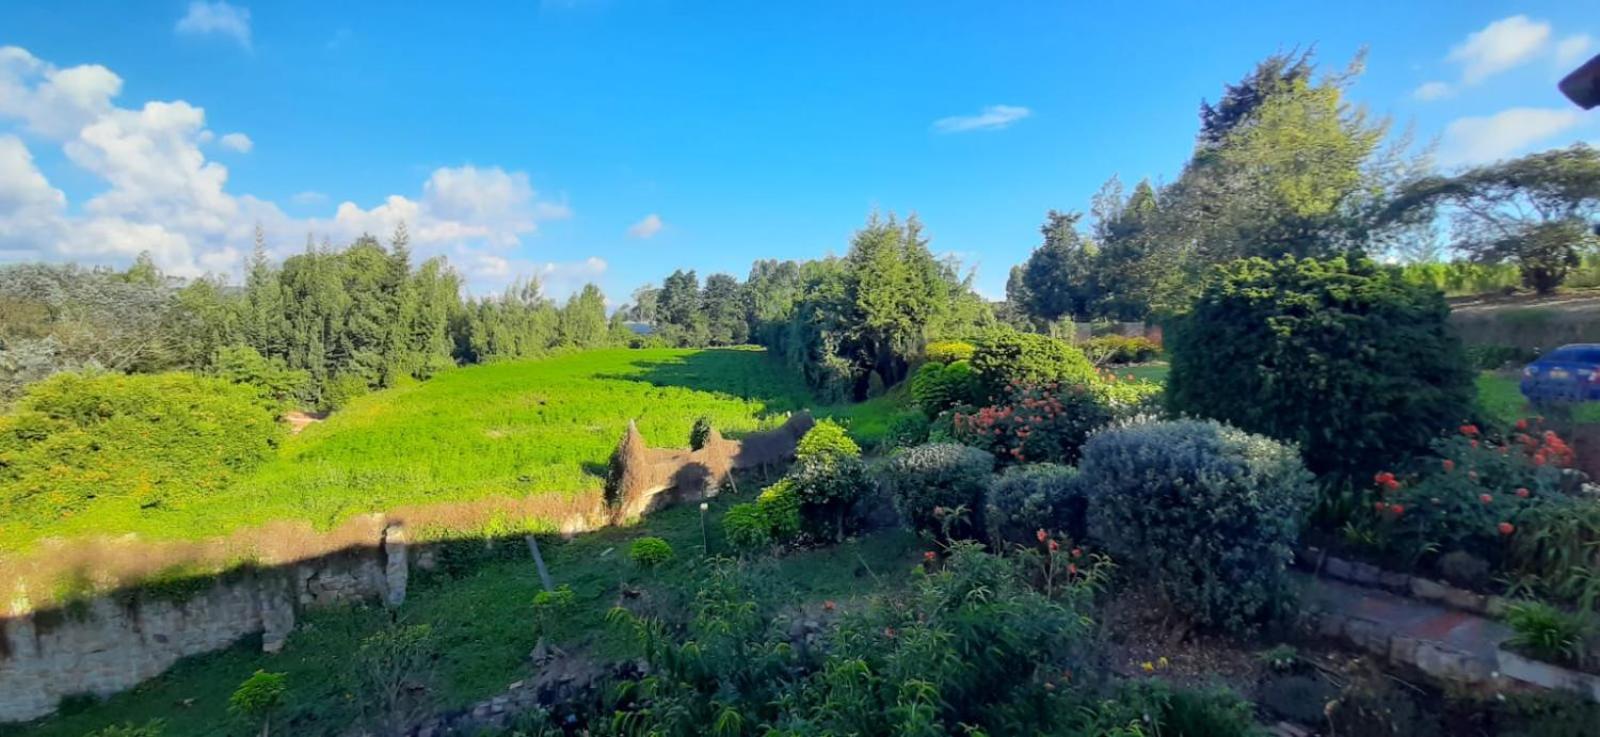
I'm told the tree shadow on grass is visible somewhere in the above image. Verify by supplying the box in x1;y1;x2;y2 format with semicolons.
597;348;814;415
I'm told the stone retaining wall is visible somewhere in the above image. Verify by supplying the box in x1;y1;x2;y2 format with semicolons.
0;525;404;724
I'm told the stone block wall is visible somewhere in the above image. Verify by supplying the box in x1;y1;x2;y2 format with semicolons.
0;531;403;723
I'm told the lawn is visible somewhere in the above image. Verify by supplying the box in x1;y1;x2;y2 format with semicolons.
3;348;833;552
3;492;922;737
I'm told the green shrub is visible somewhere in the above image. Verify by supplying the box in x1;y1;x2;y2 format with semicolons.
86;722;166;737
321;372;371;412
1463;344;1537;371
795;419;860;461
910;360;980;416
1082;335;1161;364
1081;419;1315;632
925;340;976;364
1166;256;1475;480
970;328;1099;399
229;670;287;735
629;536;675;568
883;410;931;449
212;345;311;411
531;584;577;640
886;443;994;540
722;503;772;553
950;383;1111;465
689;415;714;450
0;371;281;522
986;464;1085;546
757;479;802;542
1505;601;1591;667
788;452;873;542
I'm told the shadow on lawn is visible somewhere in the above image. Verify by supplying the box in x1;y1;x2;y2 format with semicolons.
600;348;813;416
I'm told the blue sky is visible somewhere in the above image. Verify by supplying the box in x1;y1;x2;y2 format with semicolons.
1;2;1596;302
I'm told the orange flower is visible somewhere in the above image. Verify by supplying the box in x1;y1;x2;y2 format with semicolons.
1498;522;1515;536
1479;493;1493;504
1036;529;1048;543
823;600;836;612
1515;487;1530;498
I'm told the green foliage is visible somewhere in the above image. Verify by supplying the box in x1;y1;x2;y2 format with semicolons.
1386;144;1600;293
757;480;803;542
629;536;675;568
787;452;873;543
969;328;1099;398
1505;601;1592;667
531;584;577;641
1167;255;1475;480
721;503;772;554
985;464;1085;546
950;383;1112;466
794;419;860;461
354;623;437;736
212;345;311;411
908;360;979;416
84;722;165;737
1081;334;1160;364
886;443;994;540
228;670;287;732
0;371;280;532
688;415;714;450
1462;344;1538;371
923;340;975;364
1081;419;1316;632
882;410;931;449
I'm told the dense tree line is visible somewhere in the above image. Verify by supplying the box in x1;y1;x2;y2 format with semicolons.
1005;51;1599;326
0;226;628;409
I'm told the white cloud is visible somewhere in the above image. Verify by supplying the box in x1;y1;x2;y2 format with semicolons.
1555;34;1595;67
1412;81;1452;101
290;190;327;205
218;132;252;153
1446;15;1551;84
0;45;580;290
175;1;253;50
932;104;1031;133
1438;107;1585;166
627;213;663;239
460;253;607;298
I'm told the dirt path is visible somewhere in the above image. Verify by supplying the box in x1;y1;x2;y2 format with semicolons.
284;409;325;435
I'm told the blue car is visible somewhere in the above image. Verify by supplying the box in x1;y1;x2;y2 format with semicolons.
1521;343;1600;404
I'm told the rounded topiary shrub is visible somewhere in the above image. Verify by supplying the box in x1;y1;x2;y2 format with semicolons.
925;340;976;364
722;503;771;554
1166;256;1474;479
886;443;995;540
910;360;980;416
1080;419;1315;632
795;419;861;462
628;537;675;568
788;420;873;541
985;463;1086;546
970;328;1099;399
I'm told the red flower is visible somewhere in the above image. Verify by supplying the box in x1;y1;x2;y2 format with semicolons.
1374;501;1388;512
1516;419;1529;431
1533;453;1547;466
1460;424;1480;437
1516;487;1530;498
1071;547;1082;558
1067;563;1078;575
1036;529;1048;543
1048;540;1060;552
823;600;836;612
923;551;937;563
1479;494;1493;504
1470;440;1479;449
1442;459;1455;472
1389;504;1405;517
1498;522;1515;536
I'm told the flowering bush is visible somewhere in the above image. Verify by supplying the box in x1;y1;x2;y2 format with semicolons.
985;464;1087;547
1081;419;1315;633
1366;419;1575;568
886;443;994;541
924;339;976;364
949;383;1111;466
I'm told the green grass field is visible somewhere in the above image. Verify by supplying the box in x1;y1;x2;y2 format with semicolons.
4;348;839;552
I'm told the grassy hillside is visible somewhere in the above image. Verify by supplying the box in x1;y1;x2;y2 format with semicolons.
2;348;821;551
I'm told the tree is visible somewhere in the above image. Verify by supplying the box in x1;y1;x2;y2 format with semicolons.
355;623;437;735
1009;211;1099;323
558;283;610;348
701;273;748;345
657;269;707;345
1385;144;1600;293
229;670;288;737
